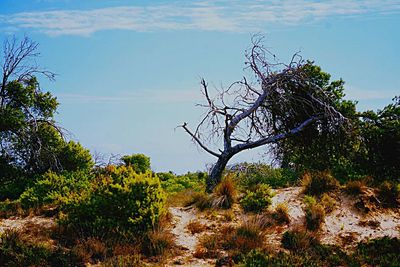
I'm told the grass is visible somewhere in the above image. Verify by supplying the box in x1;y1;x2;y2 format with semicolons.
211;175;237;209
187;220;207;234
301;171;339;196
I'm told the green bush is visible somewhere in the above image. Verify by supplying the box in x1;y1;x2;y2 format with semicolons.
160;172;206;193
302;171;339;196
61;166;166;238
240;184;274;213
281;230;316;251
232;163;298;189
58;141;94;172
121;154;151;173
19;170;93;209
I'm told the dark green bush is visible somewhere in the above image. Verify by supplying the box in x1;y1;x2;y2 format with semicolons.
281;230;317;251
58;141;94;172
240;184;274;213
121;154;151;173
60;166;166;239
356;237;400;267
302;171;339;196
378;181;399;208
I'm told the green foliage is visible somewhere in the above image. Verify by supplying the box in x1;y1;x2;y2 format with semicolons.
303;195;317;207
160;171;206;193
320;193;336;213
302;171;339;196
19;170;93;209
231;163;298;189
281;230;316;251
240;184;274;213
273;203;290;224
61;166;166;238
58;141;93;172
121;154;151;173
355;237;400;267
185;191;212;211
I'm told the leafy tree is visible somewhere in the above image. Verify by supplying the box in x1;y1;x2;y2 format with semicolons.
121;153;151;173
181;37;346;191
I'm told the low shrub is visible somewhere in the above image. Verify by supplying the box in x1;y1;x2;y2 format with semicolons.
223;220;264;254
60;166;166;239
212;175;237;209
281;229;317;251
185;191;212;211
272;203;290;224
344;180;365;196
142;229;175;257
302;171;339;196
240;184;274;213
355;237;400;267
161;172;206;194
305;203;325;231
320;193;337;213
187;220;207;234
378;181;399;208
303;195;317;207
231;163;298;189
194;234;221;259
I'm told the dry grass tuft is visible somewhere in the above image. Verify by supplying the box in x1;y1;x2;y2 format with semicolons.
272;203;291;224
187;220;207;234
212;175;237;209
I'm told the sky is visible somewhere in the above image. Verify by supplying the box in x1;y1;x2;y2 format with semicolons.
0;0;399;173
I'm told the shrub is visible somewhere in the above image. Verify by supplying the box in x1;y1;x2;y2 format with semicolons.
223;220;264;254
185;191;212;211
161;172;206;193
305;203;325;231
212;175;236;209
378;181;399;208
281;229;317;251
356;237;400;267
121;154;151;173
231;163;298;189
58;141;94;172
344;180;365;196
19;170;93;209
60;166;166;239
272;203;290;224
187;220;207;234
320;193;337;213
302;171;339;196
240;184;274;213
142;229;175;257
194;234;221;259
303;195;317;207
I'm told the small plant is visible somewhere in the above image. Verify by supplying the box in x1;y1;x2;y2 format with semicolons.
345;180;365;196
272;203;290;224
222;210;235;222
305;203;325;231
223;220;264;254
212;175;237;209
187;220;207;234
303;195;317;207
302;171;339;196
356;237;400;267
142;229;175;257
240;184;274;213
72;238;107;263
185;191;212;211
281;229;317;251
194;234;221;259
320;193;337;213
378;181;399;208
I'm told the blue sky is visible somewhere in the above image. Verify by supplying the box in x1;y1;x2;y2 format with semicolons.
0;0;399;173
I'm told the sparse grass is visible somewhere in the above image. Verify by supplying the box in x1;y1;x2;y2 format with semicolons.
72;237;107;263
223;219;264;254
185;191;212;211
142;229;175;257
194;234;221;259
222;210;235;222
212;175;237;209
187;220;207;234
302;171;339;196
281;229;317;251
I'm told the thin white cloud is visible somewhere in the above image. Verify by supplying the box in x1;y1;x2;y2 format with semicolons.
1;0;400;36
57;89;203;104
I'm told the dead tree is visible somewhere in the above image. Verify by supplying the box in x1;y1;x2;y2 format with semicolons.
181;37;346;192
